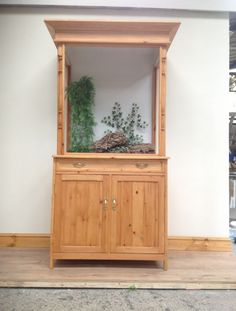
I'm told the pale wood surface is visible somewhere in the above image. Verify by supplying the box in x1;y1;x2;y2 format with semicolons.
51;158;167;268
152;67;157;146
49;21;176;268
0;234;231;251
57;44;65;155
0;234;50;248
110;175;165;254
53;154;169;160
55;158;166;174
158;47;167;156
45;20;180;48
53;174;108;254
0;248;235;289
168;236;232;252
66;63;71;151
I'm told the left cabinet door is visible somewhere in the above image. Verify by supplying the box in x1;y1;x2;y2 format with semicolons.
53;174;109;254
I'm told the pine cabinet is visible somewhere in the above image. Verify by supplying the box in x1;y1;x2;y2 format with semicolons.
45;20;180;270
51;157;167;267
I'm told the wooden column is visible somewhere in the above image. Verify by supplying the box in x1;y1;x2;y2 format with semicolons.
66;64;71;152
152;67;157;147
158;46;167;156
57;44;65;155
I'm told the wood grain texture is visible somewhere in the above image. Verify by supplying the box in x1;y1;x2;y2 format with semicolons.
53;154;169;160
152;67;157;146
0;234;50;248
0;248;235;289
55;158;165;173
66;63;71;152
158;46;167;156
44;20;180;48
110;175;165;254
168;237;232;252
51;157;168;268
57;44;65;155
0;235;231;252
53;175;108;255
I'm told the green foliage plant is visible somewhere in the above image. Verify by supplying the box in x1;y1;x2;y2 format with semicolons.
66;76;96;152
101;102;148;145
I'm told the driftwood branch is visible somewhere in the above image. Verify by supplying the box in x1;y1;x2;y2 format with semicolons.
91;131;128;152
128;144;155;153
91;132;155;153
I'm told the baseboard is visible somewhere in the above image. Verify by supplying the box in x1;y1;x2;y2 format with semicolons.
168;236;232;252
0;234;232;251
0;234;50;248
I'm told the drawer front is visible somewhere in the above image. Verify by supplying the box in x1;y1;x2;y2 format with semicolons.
55;158;165;173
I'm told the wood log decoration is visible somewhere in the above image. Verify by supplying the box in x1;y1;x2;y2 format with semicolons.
91;132;155;153
128;144;155;154
91;131;128;152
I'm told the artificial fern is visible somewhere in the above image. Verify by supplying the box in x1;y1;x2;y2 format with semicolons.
101;102;148;145
66;76;96;152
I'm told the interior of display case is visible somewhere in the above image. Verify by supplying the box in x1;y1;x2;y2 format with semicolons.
45;19;180;157
63;45;160;154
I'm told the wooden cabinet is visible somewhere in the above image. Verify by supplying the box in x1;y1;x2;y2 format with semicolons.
45;20;180;270
51;157;168;268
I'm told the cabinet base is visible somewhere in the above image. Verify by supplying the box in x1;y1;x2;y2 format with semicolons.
50;253;168;270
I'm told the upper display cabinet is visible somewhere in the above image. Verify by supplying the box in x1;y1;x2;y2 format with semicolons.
45;20;180;156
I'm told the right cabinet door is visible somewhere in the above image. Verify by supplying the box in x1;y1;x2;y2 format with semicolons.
110;175;165;254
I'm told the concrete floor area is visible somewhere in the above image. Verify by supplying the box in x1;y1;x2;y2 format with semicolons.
0;288;236;311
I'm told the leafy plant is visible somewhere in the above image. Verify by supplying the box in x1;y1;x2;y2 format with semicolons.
128;284;137;290
101;102;148;145
66;76;96;152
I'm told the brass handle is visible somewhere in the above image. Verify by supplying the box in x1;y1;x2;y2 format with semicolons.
112;199;117;211
103;199;108;210
73;162;86;168
136;162;148;169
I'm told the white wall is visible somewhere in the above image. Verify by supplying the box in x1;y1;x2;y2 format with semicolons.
0;7;229;237
67;46;154;143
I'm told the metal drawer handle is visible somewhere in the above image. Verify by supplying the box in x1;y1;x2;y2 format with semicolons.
136;162;148;169
103;199;108;211
112;199;117;211
73;162;86;168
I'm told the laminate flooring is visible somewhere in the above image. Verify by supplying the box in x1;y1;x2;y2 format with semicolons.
0;248;236;289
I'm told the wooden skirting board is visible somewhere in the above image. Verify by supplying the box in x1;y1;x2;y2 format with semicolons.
0;234;231;252
0;234;50;248
168;236;232;252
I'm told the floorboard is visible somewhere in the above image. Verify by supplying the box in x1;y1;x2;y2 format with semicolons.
0;248;236;289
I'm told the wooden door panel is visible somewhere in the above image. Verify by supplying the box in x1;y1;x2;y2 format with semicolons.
111;175;164;254
53;174;108;253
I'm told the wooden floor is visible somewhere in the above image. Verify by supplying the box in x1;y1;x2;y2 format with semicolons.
0;248;236;289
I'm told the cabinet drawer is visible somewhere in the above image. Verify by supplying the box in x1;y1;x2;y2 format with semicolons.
55;158;165;173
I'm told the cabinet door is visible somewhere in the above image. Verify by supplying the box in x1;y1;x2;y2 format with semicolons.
53;174;108;253
110;175;165;254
